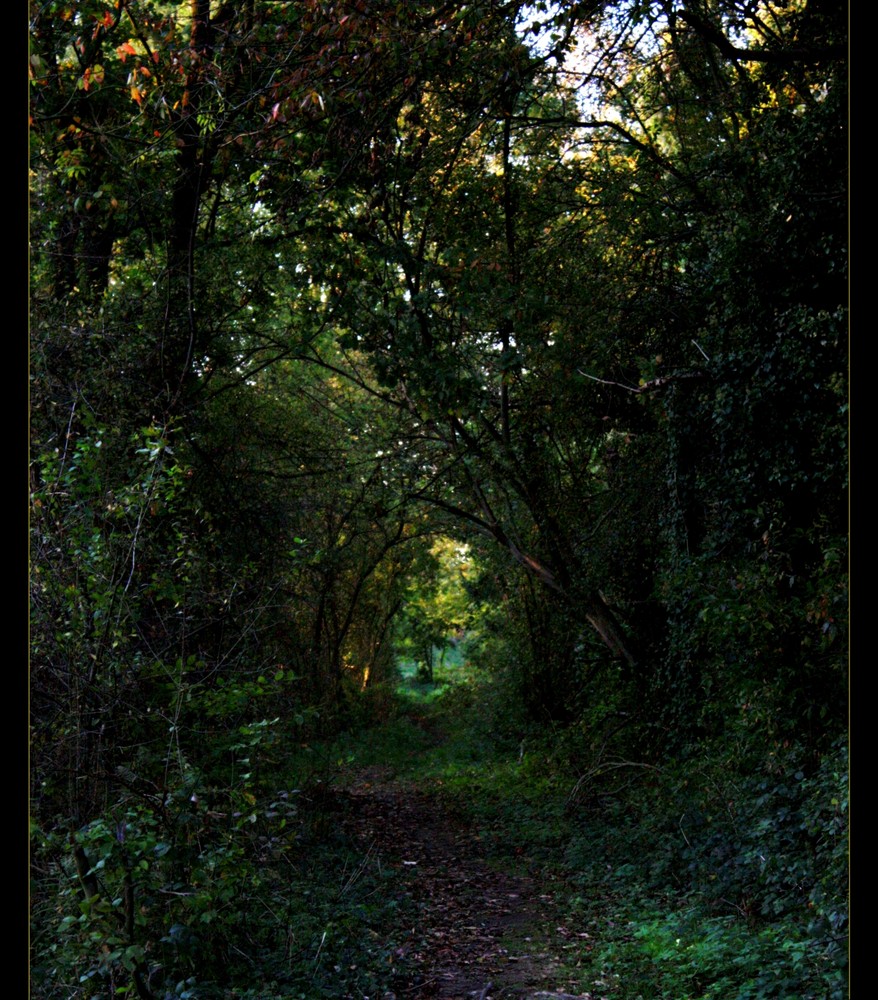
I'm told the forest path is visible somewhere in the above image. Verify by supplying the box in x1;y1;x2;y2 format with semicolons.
331;721;592;1000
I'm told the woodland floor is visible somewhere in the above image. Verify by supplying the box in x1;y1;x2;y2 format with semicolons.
329;715;595;1000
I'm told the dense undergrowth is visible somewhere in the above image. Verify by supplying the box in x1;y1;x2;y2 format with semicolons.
30;654;847;999
30;2;847;995
401;666;848;1000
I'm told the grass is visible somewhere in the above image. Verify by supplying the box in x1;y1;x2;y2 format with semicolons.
35;645;845;1000
324;652;848;1000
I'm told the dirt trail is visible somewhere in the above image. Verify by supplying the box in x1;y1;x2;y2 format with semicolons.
336;763;591;1000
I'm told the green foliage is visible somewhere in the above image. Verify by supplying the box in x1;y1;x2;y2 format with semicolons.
395;535;480;682
31;0;846;993
31;704;417;999
560;734;848;999
307;669;846;1000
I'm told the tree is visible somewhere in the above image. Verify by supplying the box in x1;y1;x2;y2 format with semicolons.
30;0;846;991
29;4;469;992
396;535;476;681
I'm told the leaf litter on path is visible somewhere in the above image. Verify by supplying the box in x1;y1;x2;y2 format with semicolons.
333;765;596;1000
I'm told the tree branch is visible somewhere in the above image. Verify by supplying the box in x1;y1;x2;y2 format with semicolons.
578;368;708;394
677;9;845;66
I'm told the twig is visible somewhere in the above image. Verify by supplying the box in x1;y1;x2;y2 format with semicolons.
312;930;327;972
402;978;437;993
577;369;641;393
578;368;708;395
691;339;711;361
55;399;77;484
568;756;660;805
340;839;377;895
679;813;692;849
